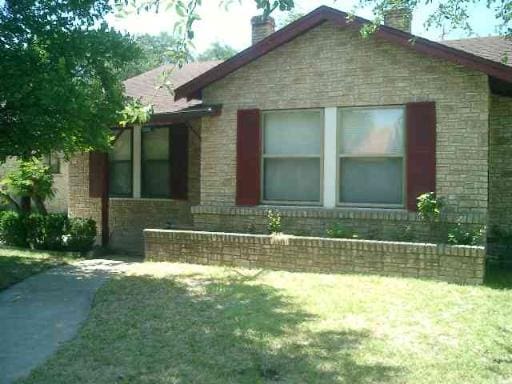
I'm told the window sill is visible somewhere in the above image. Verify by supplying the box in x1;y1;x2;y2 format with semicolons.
109;197;188;203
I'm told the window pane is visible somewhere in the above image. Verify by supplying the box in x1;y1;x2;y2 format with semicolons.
339;158;403;204
142;127;169;160
109;161;131;196
339;107;404;155
142;161;170;197
142;128;170;197
264;158;320;202
264;110;321;155
111;130;131;161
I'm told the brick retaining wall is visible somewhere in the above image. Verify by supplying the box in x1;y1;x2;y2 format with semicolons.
144;229;486;284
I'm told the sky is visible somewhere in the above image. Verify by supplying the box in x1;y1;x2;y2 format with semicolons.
106;0;497;54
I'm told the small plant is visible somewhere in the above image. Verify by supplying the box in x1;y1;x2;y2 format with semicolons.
417;192;444;222
393;225;414;242
447;221;486;246
326;223;356;239
266;210;282;234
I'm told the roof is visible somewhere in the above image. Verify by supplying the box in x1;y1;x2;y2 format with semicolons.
124;61;222;114
441;36;512;67
174;6;512;101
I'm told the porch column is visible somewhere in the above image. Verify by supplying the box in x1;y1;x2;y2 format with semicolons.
133;125;142;198
323;107;337;208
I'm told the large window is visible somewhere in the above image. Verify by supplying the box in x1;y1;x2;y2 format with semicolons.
141;127;170;198
262;110;322;203
109;129;132;197
337;106;405;206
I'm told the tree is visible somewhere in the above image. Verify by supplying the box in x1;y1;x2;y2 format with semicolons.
197;42;237;61
0;0;140;162
0;158;54;214
120;32;191;79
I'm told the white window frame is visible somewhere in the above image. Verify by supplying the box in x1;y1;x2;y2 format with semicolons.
336;105;406;209
260;109;324;206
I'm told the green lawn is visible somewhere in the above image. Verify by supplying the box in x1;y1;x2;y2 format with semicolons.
20;262;512;384
0;248;70;290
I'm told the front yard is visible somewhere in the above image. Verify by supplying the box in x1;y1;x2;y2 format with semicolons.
0;248;71;290
18;261;512;384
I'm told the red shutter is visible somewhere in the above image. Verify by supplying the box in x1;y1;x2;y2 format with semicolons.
170;125;189;200
236;109;261;206
406;102;436;211
89;151;108;198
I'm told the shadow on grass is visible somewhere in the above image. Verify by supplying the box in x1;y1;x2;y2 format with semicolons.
24;271;401;383
0;255;63;290
485;263;512;290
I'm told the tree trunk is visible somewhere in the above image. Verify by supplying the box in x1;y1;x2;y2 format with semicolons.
33;196;47;215
20;196;31;213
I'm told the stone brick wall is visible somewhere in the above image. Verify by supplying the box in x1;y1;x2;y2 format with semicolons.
144;229;486;285
489;95;512;260
191;205;485;244
67;153;102;240
200;21;489;216
489;95;512;232
109;198;193;254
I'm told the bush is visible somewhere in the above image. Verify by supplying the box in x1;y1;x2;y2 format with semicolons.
26;213;69;250
266;210;282;234
65;218;97;252
0;211;96;252
417;192;444;222
326;223;357;239
0;211;28;247
447;222;486;246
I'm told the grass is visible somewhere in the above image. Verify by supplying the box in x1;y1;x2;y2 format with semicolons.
0;248;71;290
20;262;512;384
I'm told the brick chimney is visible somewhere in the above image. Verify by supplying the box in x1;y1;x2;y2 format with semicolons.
251;15;275;44
383;7;412;33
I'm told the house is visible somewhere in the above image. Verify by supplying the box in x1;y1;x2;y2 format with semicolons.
70;6;512;262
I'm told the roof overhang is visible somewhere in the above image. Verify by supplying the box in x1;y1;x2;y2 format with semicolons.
145;104;222;127
175;6;512;101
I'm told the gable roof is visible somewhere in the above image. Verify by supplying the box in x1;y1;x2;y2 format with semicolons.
124;61;222;114
174;6;512;101
441;36;512;66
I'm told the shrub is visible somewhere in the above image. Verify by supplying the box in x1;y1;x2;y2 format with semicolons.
266;210;282;234
447;221;486;246
26;213;46;249
417;192;444;222
0;211;28;247
326;223;356;239
65;218;97;252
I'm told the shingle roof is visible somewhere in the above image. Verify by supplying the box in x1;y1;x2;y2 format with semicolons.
441;36;512;67
123;61;222;114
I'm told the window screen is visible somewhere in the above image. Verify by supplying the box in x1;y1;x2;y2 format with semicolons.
262;110;322;203
338;107;404;205
141;127;170;198
109;129;132;197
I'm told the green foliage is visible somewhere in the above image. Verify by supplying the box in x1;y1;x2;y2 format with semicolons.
0;0;140;161
0;158;54;214
325;223;357;239
266;209;282;234
119;32;184;79
417;192;444;222
0;212;96;252
119;100;154;127
65;218;97;252
0;211;29;247
447;221;486;246
197;42;237;61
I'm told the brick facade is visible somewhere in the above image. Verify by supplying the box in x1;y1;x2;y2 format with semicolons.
67;123;201;253
200;22;489;215
145;229;486;285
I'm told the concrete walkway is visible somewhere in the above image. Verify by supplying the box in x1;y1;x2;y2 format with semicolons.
0;259;132;384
